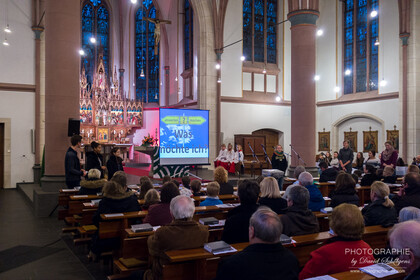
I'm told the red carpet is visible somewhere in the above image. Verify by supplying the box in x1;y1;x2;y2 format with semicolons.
123;166;150;177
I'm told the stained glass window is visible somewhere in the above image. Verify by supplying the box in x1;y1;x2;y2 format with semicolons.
81;1;110;86
135;1;160;103
243;0;277;64
184;0;193;70
343;0;378;94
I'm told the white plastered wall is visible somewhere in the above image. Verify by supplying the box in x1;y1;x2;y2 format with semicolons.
0;0;35;188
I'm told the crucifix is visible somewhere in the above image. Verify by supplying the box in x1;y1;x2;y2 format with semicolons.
143;17;172;55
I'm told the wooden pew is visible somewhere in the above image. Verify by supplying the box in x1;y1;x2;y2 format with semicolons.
328;262;405;280
162;225;391;280
192;194;239;206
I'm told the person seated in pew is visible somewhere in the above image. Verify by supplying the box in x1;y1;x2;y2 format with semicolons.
258;177;287;214
299;204;375;280
365;150;381;168
139;178;153;200
281;185;319;237
292;165;306;185
408;164;420;174
351;173;361;188
79;169;107;195
360;164;379;186
399;206;420;222
362;181;397;226
392;172;420;214
330;151;340;169
177;179;193;197
354;152;365;171
143;182;180;226
90;180;141;260
222;180;259;244
190;180;205;196
142;189;160;210
318;161;338;183
330;173;359;208
142;195;209;280
199;182;223;206
382;166;397;184
389;220;420;280
181;175;190;189
214;166;234;195
298;172;324;212
215;207;300;280
162;175;171;185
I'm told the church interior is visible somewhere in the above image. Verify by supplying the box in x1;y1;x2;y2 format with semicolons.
0;0;420;279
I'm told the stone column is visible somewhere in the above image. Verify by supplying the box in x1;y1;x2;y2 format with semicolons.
42;0;80;190
287;1;319;175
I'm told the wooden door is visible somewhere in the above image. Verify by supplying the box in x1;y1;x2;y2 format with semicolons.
252;129;280;160
0;123;4;188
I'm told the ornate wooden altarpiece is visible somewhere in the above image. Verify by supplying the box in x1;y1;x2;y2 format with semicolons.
79;56;143;144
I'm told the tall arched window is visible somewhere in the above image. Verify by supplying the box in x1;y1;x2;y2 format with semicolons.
81;0;110;86
343;0;378;94
243;0;277;64
135;0;159;103
184;0;193;70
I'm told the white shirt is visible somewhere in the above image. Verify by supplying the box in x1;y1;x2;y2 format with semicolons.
234;151;244;164
226;150;235;162
216;149;228;162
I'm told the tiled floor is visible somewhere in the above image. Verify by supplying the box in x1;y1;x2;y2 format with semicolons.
0;189;94;280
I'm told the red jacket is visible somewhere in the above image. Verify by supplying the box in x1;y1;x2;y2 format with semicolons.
143;203;173;226
299;238;375;280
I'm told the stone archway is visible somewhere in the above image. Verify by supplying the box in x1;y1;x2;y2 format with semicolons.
331;113;385;153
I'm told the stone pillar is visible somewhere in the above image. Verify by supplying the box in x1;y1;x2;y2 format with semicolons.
287;1;319;175
42;0;80;190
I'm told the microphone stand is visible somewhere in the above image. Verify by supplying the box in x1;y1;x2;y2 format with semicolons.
248;142;259;179
290;144;306;166
248;142;259;163
261;144;271;166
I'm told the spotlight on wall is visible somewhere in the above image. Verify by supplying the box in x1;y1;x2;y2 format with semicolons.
240;55;245;61
379;79;387;87
316;29;324;36
345;69;351;76
3;38;9;46
131;0;137;4
4;25;11;33
275;96;281;102
374;38;380;46
90;37;96;44
79;49;85;56
140;69;145;77
314;75;320;81
370;10;378;18
217;77;222;83
175;76;178;82
262;68;267;74
215;63;221;70
334;86;341;93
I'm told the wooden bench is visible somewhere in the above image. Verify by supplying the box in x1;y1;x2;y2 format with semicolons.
161;225;391;280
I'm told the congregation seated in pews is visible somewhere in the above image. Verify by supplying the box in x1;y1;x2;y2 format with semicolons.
58;169;420;280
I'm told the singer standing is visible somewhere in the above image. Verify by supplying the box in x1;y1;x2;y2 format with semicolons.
271;145;288;173
338;140;354;173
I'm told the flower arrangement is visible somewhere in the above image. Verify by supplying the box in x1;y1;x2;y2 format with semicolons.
141;134;157;146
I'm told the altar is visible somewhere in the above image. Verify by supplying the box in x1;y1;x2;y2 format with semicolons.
135;146;190;178
79;55;143;145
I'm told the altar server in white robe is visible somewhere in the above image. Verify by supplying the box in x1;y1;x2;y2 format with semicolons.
214;144;228;168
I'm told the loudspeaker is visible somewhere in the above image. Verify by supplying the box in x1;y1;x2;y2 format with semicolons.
68;118;80;137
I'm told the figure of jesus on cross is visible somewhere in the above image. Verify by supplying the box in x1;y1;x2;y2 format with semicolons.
143;17;171;55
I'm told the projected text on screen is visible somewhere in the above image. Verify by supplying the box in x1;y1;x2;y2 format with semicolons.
159;108;209;165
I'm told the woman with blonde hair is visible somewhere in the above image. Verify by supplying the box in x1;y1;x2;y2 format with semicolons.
214;166;233;194
362;181;397;226
299;204;375;279
258;177;287;214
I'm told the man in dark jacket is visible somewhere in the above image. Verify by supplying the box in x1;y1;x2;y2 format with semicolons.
319;161;338;182
392;172;420;214
338;140;354;173
222;180;259;244
215;207;300;280
281;185;319;236
64;135;86;188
